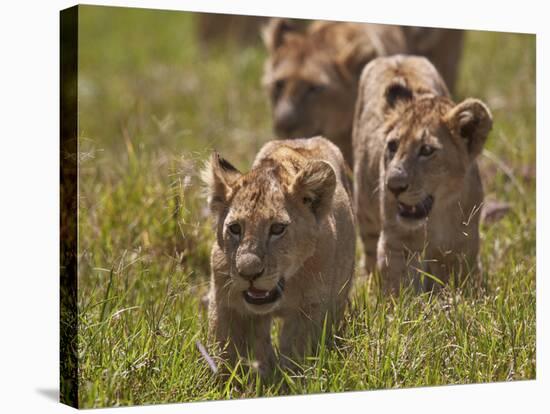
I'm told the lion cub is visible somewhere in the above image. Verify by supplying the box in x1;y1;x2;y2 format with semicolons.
203;137;355;376
353;55;492;293
262;19;407;166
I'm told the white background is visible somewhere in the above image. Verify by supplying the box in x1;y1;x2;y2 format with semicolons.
0;0;546;412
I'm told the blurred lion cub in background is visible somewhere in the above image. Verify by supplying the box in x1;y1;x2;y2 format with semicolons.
262;19;407;166
262;18;463;167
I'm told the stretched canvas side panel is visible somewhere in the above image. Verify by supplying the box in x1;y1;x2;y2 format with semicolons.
60;5;79;409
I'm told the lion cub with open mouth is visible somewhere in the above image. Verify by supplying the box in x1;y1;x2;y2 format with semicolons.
203;137;355;376
353;55;492;293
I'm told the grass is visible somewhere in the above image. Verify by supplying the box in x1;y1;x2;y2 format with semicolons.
75;5;536;408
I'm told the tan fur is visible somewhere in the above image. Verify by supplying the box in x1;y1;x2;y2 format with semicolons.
262;19;407;167
402;27;464;92
203;137;356;376
352;55;492;293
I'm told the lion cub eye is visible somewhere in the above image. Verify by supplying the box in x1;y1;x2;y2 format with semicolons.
305;83;324;95
419;144;436;157
228;223;242;237
387;139;399;155
270;223;287;237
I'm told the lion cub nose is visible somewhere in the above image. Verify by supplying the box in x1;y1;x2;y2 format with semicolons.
236;253;264;281
275;101;299;136
387;170;409;197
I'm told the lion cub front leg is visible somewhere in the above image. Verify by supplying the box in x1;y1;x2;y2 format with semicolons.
354;163;381;275
278;311;320;371
278;303;339;370
209;302;275;377
360;214;381;275
377;230;423;293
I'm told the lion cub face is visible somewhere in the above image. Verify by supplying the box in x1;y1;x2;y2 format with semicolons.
204;153;336;314
262;19;374;141
381;94;492;230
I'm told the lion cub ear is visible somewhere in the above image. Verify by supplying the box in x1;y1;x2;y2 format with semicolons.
384;78;414;110
201;152;242;214
262;18;296;52
291;160;337;219
337;42;377;81
444;98;493;159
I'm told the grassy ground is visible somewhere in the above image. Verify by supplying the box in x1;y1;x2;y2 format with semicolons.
76;6;536;408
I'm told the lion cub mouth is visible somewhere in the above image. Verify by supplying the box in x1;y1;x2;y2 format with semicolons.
397;195;434;220
243;278;285;306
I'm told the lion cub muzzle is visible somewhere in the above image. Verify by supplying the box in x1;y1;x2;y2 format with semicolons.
386;166;409;196
396;195;434;221
236;252;285;309
274;99;301;137
236;252;265;281
243;278;285;307
386;165;434;223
